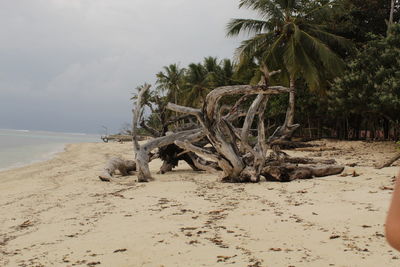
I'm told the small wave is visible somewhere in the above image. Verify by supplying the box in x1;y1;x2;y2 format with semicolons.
0;144;66;172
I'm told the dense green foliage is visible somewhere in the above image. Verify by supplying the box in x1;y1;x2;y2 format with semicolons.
135;0;400;140
329;25;400;139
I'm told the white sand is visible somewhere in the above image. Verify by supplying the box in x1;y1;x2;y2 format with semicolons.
0;140;399;267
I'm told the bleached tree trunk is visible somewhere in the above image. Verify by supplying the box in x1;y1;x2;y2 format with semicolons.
285;76;296;127
131;84;152;182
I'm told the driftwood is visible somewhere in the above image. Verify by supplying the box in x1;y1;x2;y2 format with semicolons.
99;157;137;182
157;145;201;174
102;68;344;183
131;84;212;182
137;99;207;175
262;164;345;182
165;68;344;183
375;152;400;169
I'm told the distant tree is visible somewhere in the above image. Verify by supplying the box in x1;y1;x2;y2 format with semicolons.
181;57;237;107
156;64;185;105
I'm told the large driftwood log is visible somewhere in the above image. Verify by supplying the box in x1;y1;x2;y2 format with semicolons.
375;152;400;169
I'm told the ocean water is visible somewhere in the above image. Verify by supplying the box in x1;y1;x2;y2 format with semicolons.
0;129;100;171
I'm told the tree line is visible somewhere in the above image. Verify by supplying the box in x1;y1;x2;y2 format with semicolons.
134;0;400;141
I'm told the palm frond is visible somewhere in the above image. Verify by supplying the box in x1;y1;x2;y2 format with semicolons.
261;32;287;72
239;0;284;20
226;18;271;37
304;25;354;52
235;31;277;61
299;29;346;75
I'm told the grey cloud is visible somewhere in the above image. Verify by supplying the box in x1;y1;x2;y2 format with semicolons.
0;0;252;133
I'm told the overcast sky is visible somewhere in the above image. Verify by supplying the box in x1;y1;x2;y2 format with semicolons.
0;0;253;134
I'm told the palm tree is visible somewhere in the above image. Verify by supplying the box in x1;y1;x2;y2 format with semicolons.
183;63;210;107
156;64;185;105
227;0;352;126
182;57;237;107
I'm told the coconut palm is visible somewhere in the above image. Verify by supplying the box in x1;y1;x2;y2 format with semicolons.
156;64;185;105
227;0;352;126
182;57;238;107
182;62;210;107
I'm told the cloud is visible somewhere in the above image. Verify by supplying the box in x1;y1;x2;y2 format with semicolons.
0;0;252;133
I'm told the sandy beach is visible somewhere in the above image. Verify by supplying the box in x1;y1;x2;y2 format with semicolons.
0;140;399;267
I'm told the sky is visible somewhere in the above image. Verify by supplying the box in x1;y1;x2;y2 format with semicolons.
0;0;252;134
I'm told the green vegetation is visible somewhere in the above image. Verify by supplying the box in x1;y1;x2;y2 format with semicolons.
137;0;400;140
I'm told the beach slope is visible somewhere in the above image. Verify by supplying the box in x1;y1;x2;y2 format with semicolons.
0;141;399;267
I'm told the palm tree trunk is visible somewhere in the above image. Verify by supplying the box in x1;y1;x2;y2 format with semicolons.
284;77;296;126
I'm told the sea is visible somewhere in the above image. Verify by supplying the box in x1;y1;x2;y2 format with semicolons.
0;129;100;171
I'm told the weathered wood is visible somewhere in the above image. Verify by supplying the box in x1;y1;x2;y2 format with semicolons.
375;153;400;169
137;129;203;181
311;165;345;177
166;103;202;119
241;94;267;149
167;82;293;182
140;120;161;137
165;80;344;183
204;85;291;122
99;157;137;182
158;161;174;174
268;124;300;143
132;84;152;182
284;157;337;165
165;115;194;127
187;153;221;173
157;144;203;173
262;164;344;182
103;79;343;184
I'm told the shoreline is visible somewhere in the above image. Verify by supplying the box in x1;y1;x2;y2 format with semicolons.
0;143;67;173
0;129;100;173
0;140;400;266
